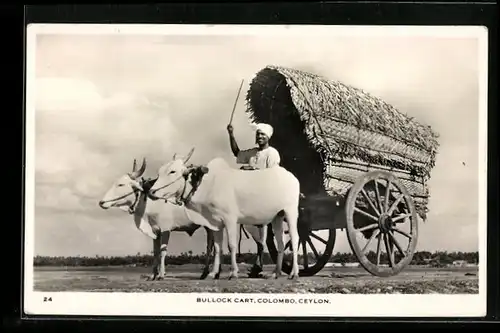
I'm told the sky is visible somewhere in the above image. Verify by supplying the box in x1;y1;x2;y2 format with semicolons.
30;28;484;257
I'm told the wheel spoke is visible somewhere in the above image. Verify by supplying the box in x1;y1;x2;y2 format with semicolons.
393;228;412;239
302;240;309;269
310;231;327;245
373;180;383;213
362;229;380;254
388;231;406;256
387;193;405;216
393;213;412;223
388;234;396;264
361;189;380;217
384;233;395;268
384;179;392;212
357;223;379;233
376;234;382;266
354;207;379;222
306;237;319;259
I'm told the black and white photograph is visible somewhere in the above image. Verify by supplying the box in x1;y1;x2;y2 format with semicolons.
24;24;488;317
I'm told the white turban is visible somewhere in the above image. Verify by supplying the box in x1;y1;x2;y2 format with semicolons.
254;123;274;139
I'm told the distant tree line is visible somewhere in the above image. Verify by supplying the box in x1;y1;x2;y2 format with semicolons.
33;250;478;267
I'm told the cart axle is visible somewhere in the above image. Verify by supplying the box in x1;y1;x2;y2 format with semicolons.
378;214;394;233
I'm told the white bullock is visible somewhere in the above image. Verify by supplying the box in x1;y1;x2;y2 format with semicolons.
148;149;302;280
98;157;221;280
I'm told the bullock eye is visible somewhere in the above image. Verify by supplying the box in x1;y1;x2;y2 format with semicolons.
118;184;125;187
169;170;175;174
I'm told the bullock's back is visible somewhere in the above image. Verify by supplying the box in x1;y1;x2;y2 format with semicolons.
201;158;300;202
231;166;300;208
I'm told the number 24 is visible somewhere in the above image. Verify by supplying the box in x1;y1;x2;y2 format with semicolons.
43;296;52;302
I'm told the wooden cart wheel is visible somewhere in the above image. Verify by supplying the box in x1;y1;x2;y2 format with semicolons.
345;170;419;277
266;223;336;277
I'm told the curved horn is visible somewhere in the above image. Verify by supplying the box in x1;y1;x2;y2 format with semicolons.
132;159;137;172
130;158;147;179
184;147;195;164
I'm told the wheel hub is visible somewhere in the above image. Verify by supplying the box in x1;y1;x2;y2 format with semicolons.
378;214;393;233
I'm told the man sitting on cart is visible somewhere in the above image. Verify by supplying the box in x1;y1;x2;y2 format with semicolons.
226;122;281;278
227;122;281;170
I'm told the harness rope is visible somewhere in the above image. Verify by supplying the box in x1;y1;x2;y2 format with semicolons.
152;168;204;208
101;188;141;214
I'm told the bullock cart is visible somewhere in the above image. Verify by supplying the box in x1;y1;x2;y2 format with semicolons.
244;66;439;277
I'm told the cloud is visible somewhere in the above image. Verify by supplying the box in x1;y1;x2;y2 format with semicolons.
32;33;482;257
36;77;104;112
36;185;83;211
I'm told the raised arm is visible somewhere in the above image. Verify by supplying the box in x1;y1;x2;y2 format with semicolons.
227;124;240;157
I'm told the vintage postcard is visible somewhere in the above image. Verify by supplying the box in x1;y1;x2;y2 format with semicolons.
24;24;488;317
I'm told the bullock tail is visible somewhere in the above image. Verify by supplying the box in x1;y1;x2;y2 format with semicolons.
238;224;250;258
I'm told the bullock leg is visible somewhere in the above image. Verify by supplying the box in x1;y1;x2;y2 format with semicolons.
284;208;300;280
147;233;162;281
208;228;224;280
200;228;215;280
270;216;285;279
225;218;240;280
156;231;170;280
247;225;267;278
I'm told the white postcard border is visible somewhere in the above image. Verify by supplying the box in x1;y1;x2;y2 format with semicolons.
24;24;489;318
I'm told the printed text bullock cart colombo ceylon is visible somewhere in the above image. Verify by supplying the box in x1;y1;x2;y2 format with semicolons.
244;66;439;277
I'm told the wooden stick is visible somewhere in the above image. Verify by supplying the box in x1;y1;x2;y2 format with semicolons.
229;79;245;125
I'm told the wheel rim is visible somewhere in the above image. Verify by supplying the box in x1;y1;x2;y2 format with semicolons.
345;171;419;277
266;224;336;277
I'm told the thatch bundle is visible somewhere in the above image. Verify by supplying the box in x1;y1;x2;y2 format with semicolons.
244;65;439;220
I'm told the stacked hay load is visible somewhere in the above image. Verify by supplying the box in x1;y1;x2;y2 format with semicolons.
244;65;439;222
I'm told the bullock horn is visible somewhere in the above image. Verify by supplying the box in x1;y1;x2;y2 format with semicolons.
132;159;137;172
184;147;195;164
130;157;147;179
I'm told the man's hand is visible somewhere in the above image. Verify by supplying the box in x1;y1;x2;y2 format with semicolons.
227;124;234;135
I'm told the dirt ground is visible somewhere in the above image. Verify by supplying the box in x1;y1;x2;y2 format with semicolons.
33;264;479;294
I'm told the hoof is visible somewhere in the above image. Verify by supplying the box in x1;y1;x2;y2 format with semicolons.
208;272;220;280
200;269;209;280
269;272;281;280
288;274;299;281
146;272;163;281
228;272;239;280
247;265;264;279
248;272;266;279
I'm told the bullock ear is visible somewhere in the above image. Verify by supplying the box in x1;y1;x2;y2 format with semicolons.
130;179;144;192
199;166;209;174
182;168;192;177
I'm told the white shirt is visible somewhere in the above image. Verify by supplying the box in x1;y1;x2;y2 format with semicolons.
236;146;281;170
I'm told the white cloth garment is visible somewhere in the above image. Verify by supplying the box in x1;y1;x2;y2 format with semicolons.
237;146;281;170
